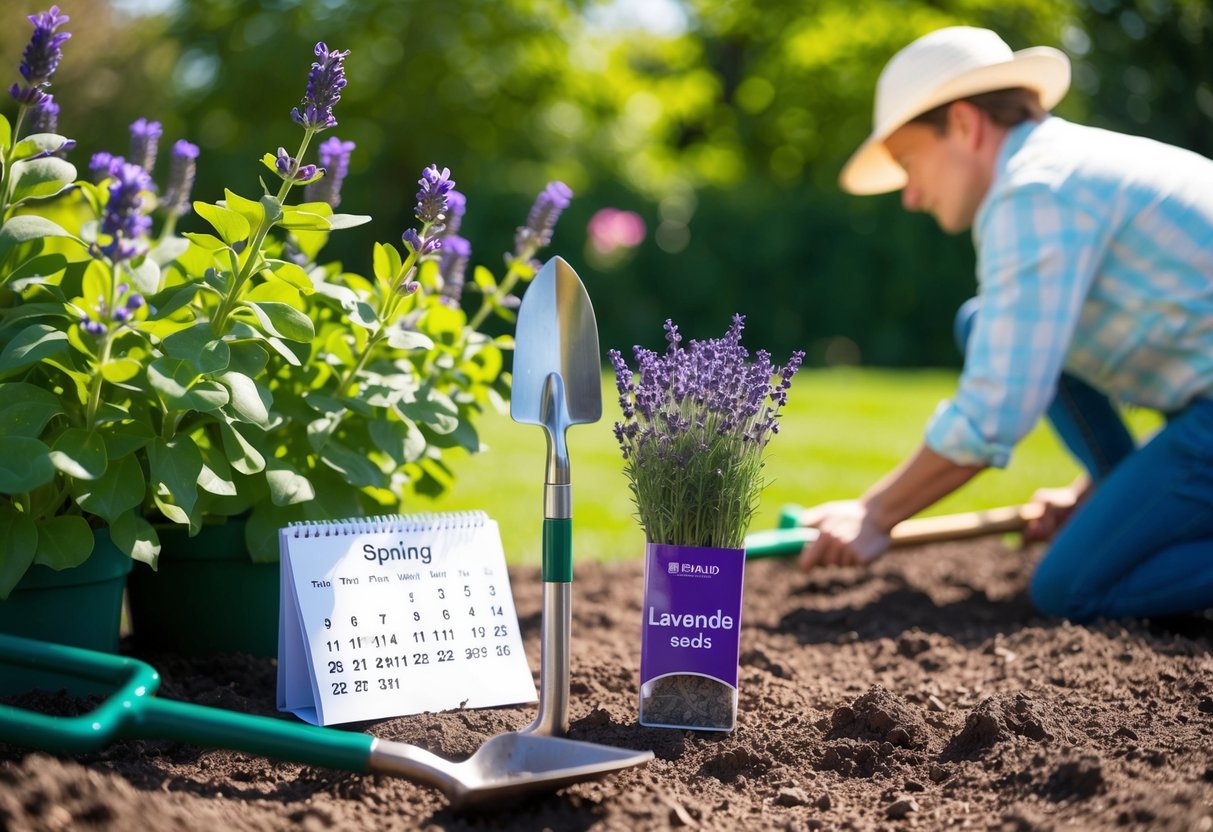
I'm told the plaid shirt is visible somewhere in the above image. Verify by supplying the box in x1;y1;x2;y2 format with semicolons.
926;117;1213;467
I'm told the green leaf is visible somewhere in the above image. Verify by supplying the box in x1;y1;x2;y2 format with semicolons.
8;156;78;205
369;417;427;464
265;259;314;292
386;329;435;351
33;515;94;570
148;437;202;518
110;512;159;567
10;133;74;162
399;389;460;434
98;421;155;459
193;201;251;246
75;453;144;523
226;341;270;378
152;495;189;526
0;215;77;268
0;507;38;599
471;265;498;293
0;382;61;438
0;114;10;153
100;357;142;383
243;300;314;342
278;207;331;231
127;256;161;294
327;213;372;230
49;428;108;480
148;357;230;412
182;232;228;251
0;435;55;492
163;324;231;374
373;242;403;289
259;194;283;224
218;420;265;475
147;235;190;266
1;323;75;378
316;438;387;488
197;460;237;497
220;371;271;426
222;188;265;228
6;252;68;285
265;457;316;506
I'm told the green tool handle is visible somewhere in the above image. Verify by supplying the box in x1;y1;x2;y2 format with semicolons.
0;633;372;771
542;517;573;582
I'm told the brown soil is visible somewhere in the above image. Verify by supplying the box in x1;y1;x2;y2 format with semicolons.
3;539;1213;831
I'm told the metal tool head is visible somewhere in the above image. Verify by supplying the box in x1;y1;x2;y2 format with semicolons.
510;256;602;431
433;732;654;810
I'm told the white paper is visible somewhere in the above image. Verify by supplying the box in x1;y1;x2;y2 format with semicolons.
277;515;536;726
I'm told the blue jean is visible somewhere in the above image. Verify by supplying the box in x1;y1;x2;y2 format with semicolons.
954;298;1213;621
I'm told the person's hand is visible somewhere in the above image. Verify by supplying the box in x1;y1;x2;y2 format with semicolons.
1022;483;1084;544
797;500;891;572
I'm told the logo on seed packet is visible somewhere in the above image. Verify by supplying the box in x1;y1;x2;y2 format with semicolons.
667;561;720;578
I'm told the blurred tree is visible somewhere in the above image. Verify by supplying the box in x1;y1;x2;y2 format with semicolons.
2;0;1209;367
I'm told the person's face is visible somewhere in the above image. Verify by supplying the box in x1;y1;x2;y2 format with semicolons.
884;107;990;234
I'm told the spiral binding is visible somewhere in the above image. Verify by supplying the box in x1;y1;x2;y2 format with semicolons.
288;510;488;538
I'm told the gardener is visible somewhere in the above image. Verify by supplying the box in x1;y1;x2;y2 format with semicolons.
797;26;1213;622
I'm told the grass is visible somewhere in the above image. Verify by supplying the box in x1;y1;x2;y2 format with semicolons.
415;367;1161;566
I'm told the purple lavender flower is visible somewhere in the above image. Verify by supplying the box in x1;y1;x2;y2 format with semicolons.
8;6;71;107
401;164;455;259
99;162;154;262
416;165;454;226
161;139;199;215
89;152;124;182
304;136;355;207
513;181;573;261
290;42;350;131
444;190;466;237
128;118;163;173
275;146;318;184
79;286;145;336
438;234;471;308
28;94;58;133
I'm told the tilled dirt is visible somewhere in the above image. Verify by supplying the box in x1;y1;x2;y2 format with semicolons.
3;538;1212;831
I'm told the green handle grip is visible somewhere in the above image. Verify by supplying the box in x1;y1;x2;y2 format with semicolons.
0;633;373;772
542;517;573;582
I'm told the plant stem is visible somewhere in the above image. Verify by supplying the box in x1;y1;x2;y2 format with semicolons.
0;104;30;222
466;256;528;332
84;260;121;432
211;129;316;335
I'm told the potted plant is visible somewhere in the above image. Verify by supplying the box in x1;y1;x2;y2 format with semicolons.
0;6;574;657
609;315;804;730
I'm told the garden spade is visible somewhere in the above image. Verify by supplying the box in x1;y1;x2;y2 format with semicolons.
510;255;602;737
0;633;652;811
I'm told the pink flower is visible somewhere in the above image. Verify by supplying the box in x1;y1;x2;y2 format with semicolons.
587;208;646;255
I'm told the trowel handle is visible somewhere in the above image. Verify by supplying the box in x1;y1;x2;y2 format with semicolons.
542;518;573;582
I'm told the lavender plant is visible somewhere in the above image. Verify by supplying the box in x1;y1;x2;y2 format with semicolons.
610;315;804;549
0;10;576;598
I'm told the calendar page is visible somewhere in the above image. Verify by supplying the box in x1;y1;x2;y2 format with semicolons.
276;512;537;726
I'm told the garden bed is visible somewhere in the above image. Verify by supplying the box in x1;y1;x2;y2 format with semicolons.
3;538;1212;830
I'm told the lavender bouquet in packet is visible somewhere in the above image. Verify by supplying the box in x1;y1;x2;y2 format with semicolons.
610;316;803;731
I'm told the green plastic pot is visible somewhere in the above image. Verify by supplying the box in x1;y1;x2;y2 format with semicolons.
0;528;132;696
126;517;279;658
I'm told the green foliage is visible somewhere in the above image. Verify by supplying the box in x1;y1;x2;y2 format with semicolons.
0;48;541;599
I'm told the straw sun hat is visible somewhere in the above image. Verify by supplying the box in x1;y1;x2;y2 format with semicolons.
840;26;1071;195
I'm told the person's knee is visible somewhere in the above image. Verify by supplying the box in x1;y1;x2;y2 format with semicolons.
1029;555;1096;622
953;297;980;353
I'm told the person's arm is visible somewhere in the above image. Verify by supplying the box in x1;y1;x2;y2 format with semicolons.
797;444;984;570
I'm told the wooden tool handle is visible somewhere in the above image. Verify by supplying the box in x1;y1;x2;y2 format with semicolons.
888;504;1040;546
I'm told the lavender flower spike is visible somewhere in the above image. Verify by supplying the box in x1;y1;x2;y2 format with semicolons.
275;147;318;184
8;6;71;107
438;234;471;308
415;165;455;226
99;162;154;262
128;118;163;173
304;136;355;207
514;180;573;260
443;190;467;237
89;152;124;183
291;42;350;131
29;94;59;133
162;139;200;215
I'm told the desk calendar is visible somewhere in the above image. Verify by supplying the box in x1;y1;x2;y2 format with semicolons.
276;511;537;726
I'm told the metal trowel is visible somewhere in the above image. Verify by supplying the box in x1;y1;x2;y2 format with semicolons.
510;256;603;736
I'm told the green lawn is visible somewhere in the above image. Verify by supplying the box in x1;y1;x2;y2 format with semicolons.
416;368;1160;566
